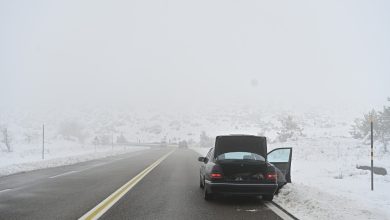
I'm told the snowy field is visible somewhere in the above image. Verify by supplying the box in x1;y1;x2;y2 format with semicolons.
186;105;390;220
1;106;389;219
192;135;390;220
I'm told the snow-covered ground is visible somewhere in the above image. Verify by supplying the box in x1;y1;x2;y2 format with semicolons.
1;106;389;219
191;135;390;220
274;137;390;220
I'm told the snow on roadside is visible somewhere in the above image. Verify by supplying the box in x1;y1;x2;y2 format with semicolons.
0;146;148;177
190;146;390;220
275;183;389;220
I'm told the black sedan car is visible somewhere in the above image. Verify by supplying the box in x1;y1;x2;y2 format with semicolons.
198;135;292;201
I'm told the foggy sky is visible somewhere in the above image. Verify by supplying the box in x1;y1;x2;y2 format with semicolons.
1;0;389;112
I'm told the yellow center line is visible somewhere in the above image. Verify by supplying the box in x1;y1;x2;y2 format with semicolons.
79;150;175;220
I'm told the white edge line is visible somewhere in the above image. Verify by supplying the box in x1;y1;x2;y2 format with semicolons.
49;171;78;179
48;150;149;178
0;188;13;193
78;151;146;172
265;202;295;220
78;163;109;172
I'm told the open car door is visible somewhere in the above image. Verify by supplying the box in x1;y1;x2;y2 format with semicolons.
267;148;292;183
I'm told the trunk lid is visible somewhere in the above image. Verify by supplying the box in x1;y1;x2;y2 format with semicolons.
214;135;267;159
213;135;268;182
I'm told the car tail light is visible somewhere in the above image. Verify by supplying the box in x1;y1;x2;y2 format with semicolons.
210;164;223;180
210;173;223;179
265;172;277;181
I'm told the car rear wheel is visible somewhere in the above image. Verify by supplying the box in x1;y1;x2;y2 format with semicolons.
199;176;204;189
262;194;274;201
203;181;213;200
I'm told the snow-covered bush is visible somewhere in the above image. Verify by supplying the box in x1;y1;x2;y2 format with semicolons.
350;110;377;140
142;125;162;135
58;121;87;143
351;99;390;152
199;131;214;148
98;135;111;145
92;136;100;145
116;133;129;144
276;115;304;142
1;127;12;152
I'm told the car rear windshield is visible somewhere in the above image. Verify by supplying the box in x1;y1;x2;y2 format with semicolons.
216;152;265;161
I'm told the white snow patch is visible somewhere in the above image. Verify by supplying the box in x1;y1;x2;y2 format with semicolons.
275;183;389;220
0;145;148;177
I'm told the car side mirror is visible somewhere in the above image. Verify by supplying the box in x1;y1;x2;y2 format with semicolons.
198;157;209;163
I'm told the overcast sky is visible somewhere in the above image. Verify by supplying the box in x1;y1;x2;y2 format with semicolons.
1;0;389;112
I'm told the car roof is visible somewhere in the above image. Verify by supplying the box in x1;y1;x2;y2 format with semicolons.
217;134;266;138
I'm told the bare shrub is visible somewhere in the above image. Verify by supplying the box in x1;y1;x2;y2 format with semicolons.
1;127;12;152
58;121;87;143
276;115;304;142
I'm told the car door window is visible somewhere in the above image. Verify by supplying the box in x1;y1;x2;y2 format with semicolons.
205;148;214;162
268;148;291;163
267;148;292;183
205;148;212;158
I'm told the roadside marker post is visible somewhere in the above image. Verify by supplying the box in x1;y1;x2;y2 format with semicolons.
42;124;45;160
112;133;114;152
370;117;374;191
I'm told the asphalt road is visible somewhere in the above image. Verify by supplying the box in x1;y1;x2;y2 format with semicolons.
0;148;286;220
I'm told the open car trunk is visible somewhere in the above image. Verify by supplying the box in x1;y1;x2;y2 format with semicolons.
213;135;269;182
217;160;268;182
214;135;267;159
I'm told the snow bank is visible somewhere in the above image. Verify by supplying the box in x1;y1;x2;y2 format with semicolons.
275;183;389;220
0;145;148;177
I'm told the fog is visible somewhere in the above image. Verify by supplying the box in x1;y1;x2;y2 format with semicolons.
2;3;390;218
1;0;390;113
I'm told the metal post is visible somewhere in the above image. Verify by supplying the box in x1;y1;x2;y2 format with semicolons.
4;128;8;150
42;124;45;160
370;119;374;191
4;128;10;152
